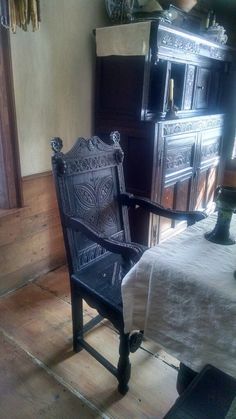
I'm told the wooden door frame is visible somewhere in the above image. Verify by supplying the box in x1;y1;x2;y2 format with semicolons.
0;25;22;209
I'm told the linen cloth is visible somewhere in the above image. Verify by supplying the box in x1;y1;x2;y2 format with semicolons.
122;213;236;377
96;22;151;57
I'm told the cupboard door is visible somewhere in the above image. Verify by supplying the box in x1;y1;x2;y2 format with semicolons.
194;67;211;110
95;56;146;121
194;128;222;211
148;60;169;118
156;132;198;243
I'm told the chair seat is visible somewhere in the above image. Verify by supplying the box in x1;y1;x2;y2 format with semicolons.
164;365;236;419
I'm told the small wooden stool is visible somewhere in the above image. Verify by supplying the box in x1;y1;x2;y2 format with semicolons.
164;365;236;419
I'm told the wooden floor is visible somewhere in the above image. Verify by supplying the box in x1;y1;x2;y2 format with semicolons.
0;266;179;418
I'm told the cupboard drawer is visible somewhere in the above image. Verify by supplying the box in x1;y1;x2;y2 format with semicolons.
194;67;211;110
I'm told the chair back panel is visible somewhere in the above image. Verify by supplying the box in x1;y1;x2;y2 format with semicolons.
51;134;130;272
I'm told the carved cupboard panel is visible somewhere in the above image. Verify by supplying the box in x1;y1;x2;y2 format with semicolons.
95;119;224;246
183;65;195;111
150;117;224;244
156;132;196;241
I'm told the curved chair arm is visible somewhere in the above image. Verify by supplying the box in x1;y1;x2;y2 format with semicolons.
120;193;207;226
64;214;145;261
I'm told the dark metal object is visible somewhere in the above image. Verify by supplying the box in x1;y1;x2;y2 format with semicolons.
129;331;143;353
166;364;236;418
165;102;179;120
51;134;206;394
205;186;236;245
177;362;198;395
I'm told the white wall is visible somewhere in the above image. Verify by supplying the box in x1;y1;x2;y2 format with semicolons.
10;0;107;176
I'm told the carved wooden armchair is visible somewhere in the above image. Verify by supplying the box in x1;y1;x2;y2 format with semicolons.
51;132;206;395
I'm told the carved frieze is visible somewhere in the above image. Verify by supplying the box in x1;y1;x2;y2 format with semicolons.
52;135;123;176
157;24;232;62
163;116;224;136
159;31;200;55
65;154;117;175
77;231;124;268
78;242;107;267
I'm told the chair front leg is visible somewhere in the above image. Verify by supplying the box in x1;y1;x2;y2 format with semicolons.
117;332;131;395
70;283;83;353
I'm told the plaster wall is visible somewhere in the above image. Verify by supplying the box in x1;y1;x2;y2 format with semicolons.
10;0;107;176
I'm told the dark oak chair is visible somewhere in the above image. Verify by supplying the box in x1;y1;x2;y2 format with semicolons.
51;132;206;395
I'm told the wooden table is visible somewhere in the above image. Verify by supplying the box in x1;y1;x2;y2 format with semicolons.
122;213;236;377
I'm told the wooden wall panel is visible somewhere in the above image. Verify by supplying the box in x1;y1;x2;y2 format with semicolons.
0;26;22;208
0;172;65;295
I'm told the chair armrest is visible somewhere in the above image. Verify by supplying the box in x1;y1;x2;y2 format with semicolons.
120;193;207;226
64;214;145;261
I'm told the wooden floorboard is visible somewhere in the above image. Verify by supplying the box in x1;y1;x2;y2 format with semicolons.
0;266;179;418
0;331;100;418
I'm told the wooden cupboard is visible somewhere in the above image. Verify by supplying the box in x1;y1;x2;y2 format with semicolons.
94;21;233;245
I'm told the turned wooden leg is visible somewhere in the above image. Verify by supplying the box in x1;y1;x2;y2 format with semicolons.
117;332;131;395
70;283;83;353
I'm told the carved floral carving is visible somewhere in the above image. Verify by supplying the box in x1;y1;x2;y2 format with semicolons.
201;141;220;159
209;47;226;61
74;175;117;233
159;32;200;55
66;136;117;158
166;150;192;171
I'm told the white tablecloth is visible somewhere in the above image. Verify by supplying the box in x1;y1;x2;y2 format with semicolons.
122;213;236;376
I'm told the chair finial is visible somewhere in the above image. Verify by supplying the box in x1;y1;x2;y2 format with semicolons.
110;131;120;145
51;137;63;154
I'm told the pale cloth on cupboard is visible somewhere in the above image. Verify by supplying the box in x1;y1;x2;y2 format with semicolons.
96;21;151;57
122;213;236;377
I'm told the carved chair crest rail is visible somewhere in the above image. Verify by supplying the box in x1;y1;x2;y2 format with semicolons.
50;131;206;394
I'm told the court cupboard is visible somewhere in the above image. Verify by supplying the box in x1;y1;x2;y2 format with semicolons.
95;20;235;244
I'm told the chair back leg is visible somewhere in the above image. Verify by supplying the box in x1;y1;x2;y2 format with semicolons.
71;286;84;353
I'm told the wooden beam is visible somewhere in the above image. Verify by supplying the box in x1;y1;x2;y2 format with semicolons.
0;26;22;209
